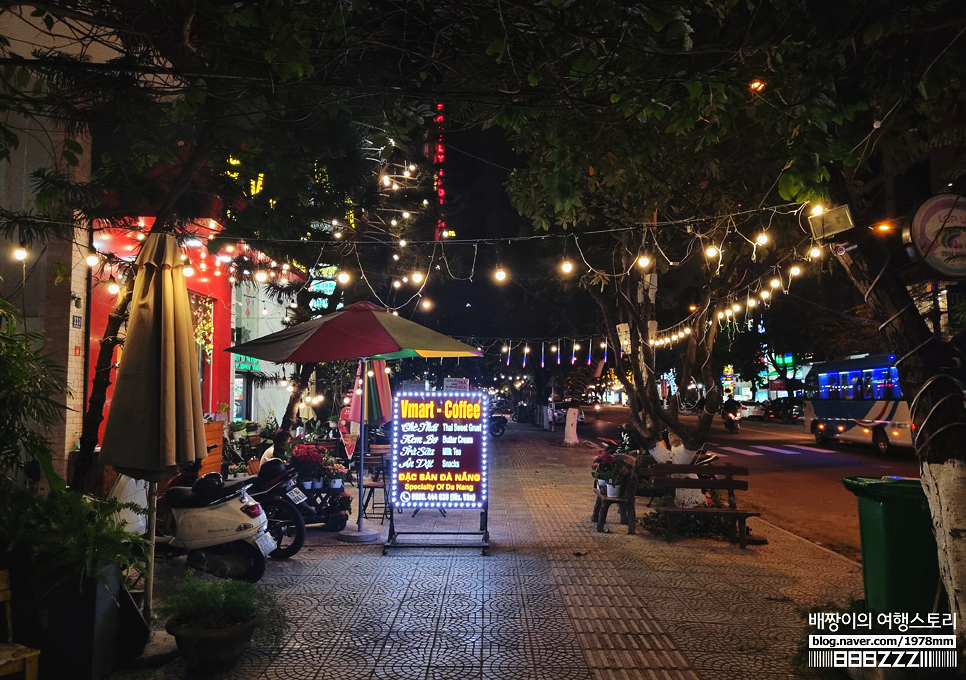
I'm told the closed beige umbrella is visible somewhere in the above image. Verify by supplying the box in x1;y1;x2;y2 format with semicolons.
100;231;207;621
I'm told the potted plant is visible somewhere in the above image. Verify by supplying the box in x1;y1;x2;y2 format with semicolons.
157;573;283;674
290;444;325;488
322;456;348;490
591;452;627;497
227;463;247;478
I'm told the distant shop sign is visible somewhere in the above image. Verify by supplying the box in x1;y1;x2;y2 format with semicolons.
235;355;261;372
769;378;786;391
390;391;488;510
911;194;966;279
443;377;469;391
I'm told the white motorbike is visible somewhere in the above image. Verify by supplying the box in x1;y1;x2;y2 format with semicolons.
112;472;275;582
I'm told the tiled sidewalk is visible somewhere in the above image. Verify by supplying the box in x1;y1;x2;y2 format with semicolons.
109;424;861;680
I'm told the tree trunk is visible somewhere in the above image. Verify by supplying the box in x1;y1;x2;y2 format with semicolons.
647;440;706;507
562;408;579;445
71;277;135;494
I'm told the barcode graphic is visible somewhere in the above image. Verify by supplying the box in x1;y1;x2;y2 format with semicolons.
809;650;958;668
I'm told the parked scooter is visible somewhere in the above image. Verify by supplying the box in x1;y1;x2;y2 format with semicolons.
246;459;307;558
723;410;742;433
489;413;508;437
111;472;274;582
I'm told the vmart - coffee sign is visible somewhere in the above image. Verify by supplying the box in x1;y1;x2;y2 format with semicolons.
390;392;488;510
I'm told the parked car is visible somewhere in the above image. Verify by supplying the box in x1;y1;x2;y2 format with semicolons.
550;402;585;424
738;401;765;420
765;396;803;422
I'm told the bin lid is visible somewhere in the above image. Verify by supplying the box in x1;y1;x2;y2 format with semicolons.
842;476;926;501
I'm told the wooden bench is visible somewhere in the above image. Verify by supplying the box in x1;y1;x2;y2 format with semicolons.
650;463;761;548
591;454;646;534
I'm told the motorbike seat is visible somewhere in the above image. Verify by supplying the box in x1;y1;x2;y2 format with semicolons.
165;478;249;508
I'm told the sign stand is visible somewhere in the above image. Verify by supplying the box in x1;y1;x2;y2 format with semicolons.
382;391;490;555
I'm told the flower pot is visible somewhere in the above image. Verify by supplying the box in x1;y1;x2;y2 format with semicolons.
312;478;325;489
597;479;606;492
606;484;618;498
300;481;313;490
328;478;343;490
165;616;260;674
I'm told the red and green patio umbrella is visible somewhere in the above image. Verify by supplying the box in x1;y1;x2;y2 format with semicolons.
226;301;481;541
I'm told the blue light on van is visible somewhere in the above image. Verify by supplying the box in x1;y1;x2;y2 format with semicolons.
888;354;895;362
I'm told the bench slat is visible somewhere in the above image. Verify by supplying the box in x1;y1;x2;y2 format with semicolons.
651;463;749;476
652;478;748;491
656;508;760;517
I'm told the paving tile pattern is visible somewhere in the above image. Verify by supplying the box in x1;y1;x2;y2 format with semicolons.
108;425;861;680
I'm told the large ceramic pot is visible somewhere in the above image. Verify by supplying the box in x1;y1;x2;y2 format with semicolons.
165;616;260;674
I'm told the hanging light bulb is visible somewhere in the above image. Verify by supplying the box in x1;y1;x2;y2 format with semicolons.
706;246;719;258
290;301;298;308
717;311;725;319
684;328;691;334
809;246;822;258
748;298;757;307
790;265;802;276
333;231;343;239
760;290;771;299
107;276;120;295
810;204;825;216
399;239;407;247
412;271;424;283
770;278;781;288
421;299;432;309
756;233;768;245
254;270;268;282
183;262;195;277
261;307;268;315
393;280;401;288
732;303;741;312
392;253;400;261
494;268;507;281
13;243;27;261
561;259;574;274
638;255;651;268
86;252;99;267
337;271;350;284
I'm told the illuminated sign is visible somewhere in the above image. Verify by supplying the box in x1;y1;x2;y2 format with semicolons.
390;391;488;510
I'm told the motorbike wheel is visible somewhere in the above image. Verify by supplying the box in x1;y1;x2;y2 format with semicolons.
490;422;505;437
263;499;306;559
193;540;267;583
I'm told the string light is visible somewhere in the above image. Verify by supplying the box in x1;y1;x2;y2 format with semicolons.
494;268;507;282
706;246;719;258
412;271;424;283
13;243;27;261
637;255;651;268
337;271;350;284
107;276;120;295
561;259;574;274
86;252;99;267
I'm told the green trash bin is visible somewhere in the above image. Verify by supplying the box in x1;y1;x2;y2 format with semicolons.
843;476;941;614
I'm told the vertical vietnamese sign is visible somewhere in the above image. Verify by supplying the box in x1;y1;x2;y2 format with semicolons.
390;391;488;510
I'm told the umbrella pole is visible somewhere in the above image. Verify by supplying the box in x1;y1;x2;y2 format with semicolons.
144;481;157;623
357;358;368;534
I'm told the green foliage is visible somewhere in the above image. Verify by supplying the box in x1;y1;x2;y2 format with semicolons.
0;485;147;624
0;295;68;489
157;572;260;629
157;572;287;650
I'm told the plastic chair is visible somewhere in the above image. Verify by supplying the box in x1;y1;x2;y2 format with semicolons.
0;570;40;680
